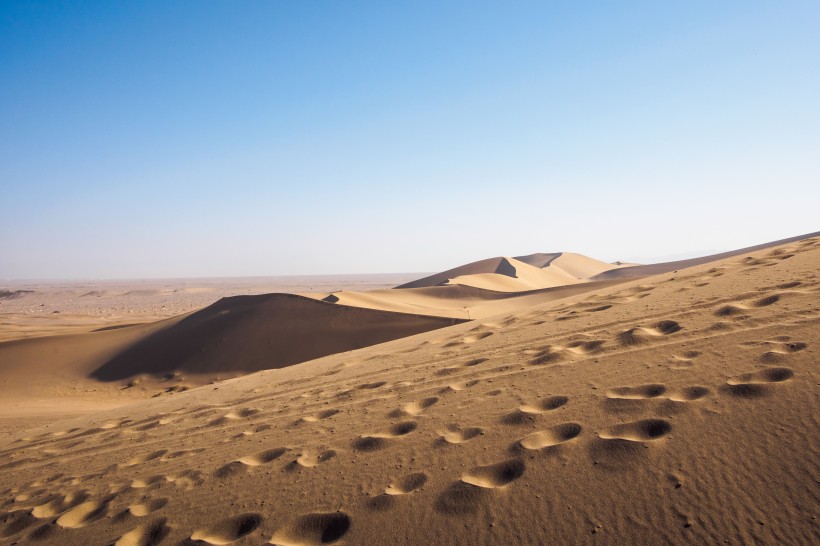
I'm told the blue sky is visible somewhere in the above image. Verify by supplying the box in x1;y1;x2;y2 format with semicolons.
1;1;818;279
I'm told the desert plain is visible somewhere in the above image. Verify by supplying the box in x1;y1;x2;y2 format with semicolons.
0;232;817;545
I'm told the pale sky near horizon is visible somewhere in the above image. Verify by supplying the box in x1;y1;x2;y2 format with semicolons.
1;1;818;280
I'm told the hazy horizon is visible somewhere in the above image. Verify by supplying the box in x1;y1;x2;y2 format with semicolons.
2;1;819;279
3;234;816;282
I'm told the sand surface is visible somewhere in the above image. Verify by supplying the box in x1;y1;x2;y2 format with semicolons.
0;236;818;545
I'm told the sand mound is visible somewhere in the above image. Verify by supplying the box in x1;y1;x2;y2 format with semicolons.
317;279;628;319
89;294;460;380
444;257;580;292
397;252;630;292
396;256;526;289
549;252;627;278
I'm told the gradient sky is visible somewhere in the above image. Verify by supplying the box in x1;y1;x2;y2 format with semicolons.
1;1;818;279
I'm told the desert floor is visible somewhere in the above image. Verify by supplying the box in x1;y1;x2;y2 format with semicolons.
0;235;817;545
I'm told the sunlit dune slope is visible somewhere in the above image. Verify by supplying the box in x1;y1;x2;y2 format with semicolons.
320;279;628;319
593;230;820;280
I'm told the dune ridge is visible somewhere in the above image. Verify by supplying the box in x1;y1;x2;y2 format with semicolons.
592;230;820;280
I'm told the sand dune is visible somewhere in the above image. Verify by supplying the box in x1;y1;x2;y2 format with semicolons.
396;252;627;291
0;294;463;399
320;279;628;319
593;230;820;280
310;252;632;318
444;257;581;292
549;252;629;278
90;293;463;381
0;234;818;544
396;256;525;289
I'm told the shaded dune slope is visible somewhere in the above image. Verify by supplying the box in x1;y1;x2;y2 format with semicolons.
396;256;527;289
90;293;464;381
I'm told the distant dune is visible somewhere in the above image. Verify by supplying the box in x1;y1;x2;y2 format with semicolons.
320;279;628;319
396;252;625;290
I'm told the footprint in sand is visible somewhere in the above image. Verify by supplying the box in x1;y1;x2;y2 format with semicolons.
237;447;289;467
130;475;166;489
123;449;168;467
435;460;525;516
752;294;780;307
462;459;526;488
435;358;489;376
191;513;262;544
55;497;112;528
366;472;428;511
168;469;204;490
723;367;795;398
516;423;582;450
438;425;484;445
747;340;807;363
286;449;337;470
606;384;667;400
115;518;169;546
452;380;481;392
385;472;428;495
128;497;168;517
667;386;710;402
239;424;272;437
501;396;568;425
444;331;493;348
31;490;89;518
716;294;782;317
589;419;673;469
599;419;672;442
529;346;565;365
708;321;734;332
207;408;261;427
714;304;748;317
564;339;606;355
617;320;682;346
352;421;418;452
390;396;440;417
669;350;701;368
269;512;350;545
